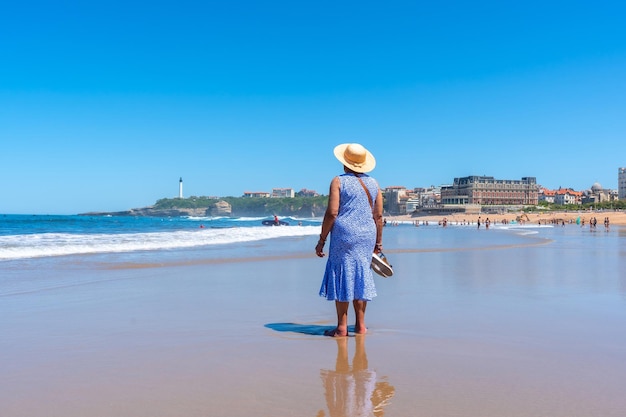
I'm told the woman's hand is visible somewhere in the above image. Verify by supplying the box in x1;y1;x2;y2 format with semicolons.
315;241;326;257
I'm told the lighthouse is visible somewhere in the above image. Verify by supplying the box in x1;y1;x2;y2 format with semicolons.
179;177;183;199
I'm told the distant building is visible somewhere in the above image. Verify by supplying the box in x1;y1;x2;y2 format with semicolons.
441;176;539;206
419;186;442;207
243;191;271;198
538;188;556;204
272;188;295;198
539;187;586;205
554;188;583;205
178;177;183;199
383;186;408;215
296;188;319;197
617;168;626;200
581;183;616;205
405;186;441;213
405;197;421;214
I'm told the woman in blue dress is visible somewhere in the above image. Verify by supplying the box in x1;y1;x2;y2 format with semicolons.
315;143;384;337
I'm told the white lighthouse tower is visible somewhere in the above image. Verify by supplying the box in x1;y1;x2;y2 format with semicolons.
179;177;183;199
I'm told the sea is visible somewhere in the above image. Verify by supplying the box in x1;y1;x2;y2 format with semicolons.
0;214;322;262
2;213;623;264
0;214;323;297
2;213;624;299
1;214;554;262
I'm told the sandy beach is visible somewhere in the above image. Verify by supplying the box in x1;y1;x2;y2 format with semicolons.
387;209;626;226
1;224;625;416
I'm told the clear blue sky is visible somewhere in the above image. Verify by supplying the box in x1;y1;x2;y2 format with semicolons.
1;1;625;214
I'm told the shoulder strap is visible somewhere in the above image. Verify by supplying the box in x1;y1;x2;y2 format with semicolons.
356;176;374;211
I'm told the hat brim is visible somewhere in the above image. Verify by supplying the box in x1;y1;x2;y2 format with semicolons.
333;143;376;173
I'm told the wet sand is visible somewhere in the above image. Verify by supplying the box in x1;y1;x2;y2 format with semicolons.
1;226;625;416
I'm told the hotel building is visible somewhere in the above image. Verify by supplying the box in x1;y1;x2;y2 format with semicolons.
619;168;626;200
441;176;539;206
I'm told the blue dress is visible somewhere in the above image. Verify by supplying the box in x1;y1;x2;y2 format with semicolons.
319;173;378;302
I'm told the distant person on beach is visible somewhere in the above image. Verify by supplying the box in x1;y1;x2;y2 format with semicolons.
315;143;384;337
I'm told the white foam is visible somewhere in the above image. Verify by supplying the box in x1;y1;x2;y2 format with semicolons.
0;226;320;260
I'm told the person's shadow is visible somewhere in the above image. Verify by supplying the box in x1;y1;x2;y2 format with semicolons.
316;336;395;417
265;322;355;336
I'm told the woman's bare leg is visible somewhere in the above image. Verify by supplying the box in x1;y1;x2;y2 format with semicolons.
353;299;368;334
325;301;349;337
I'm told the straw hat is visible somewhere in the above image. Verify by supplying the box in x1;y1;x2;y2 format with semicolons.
333;143;376;173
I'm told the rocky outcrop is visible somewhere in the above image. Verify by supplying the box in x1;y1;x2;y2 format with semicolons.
211;200;232;216
81;201;232;217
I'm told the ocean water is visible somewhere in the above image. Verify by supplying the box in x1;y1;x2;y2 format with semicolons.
3;214;623;300
0;214;322;261
0;214;559;261
0;214;322;297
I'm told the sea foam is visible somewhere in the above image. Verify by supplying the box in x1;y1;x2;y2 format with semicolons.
0;226;320;260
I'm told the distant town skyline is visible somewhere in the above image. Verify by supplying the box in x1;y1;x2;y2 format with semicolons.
179;171;623;200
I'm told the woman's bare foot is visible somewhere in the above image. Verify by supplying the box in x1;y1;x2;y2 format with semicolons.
354;325;368;335
324;327;348;337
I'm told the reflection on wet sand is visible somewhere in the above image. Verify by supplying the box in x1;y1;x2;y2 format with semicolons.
317;336;395;417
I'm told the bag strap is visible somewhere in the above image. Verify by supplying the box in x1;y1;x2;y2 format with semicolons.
357;175;382;253
356;175;374;211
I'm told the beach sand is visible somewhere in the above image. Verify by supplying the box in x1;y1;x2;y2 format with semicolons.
1;226;625;416
387;209;626;226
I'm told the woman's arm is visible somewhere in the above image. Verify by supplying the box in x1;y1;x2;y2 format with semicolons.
315;177;340;257
373;186;384;253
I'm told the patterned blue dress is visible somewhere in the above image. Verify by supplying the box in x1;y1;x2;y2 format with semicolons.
319;173;378;302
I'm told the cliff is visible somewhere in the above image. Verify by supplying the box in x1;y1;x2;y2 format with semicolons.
81;200;233;217
80;196;329;217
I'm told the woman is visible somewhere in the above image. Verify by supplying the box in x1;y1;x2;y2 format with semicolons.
315;143;384;337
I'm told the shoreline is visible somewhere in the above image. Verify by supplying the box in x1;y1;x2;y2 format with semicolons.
386;209;626;226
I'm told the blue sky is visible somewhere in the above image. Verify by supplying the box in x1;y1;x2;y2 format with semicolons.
1;1;625;214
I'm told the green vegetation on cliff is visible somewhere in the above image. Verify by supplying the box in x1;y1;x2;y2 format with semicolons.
154;195;329;217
